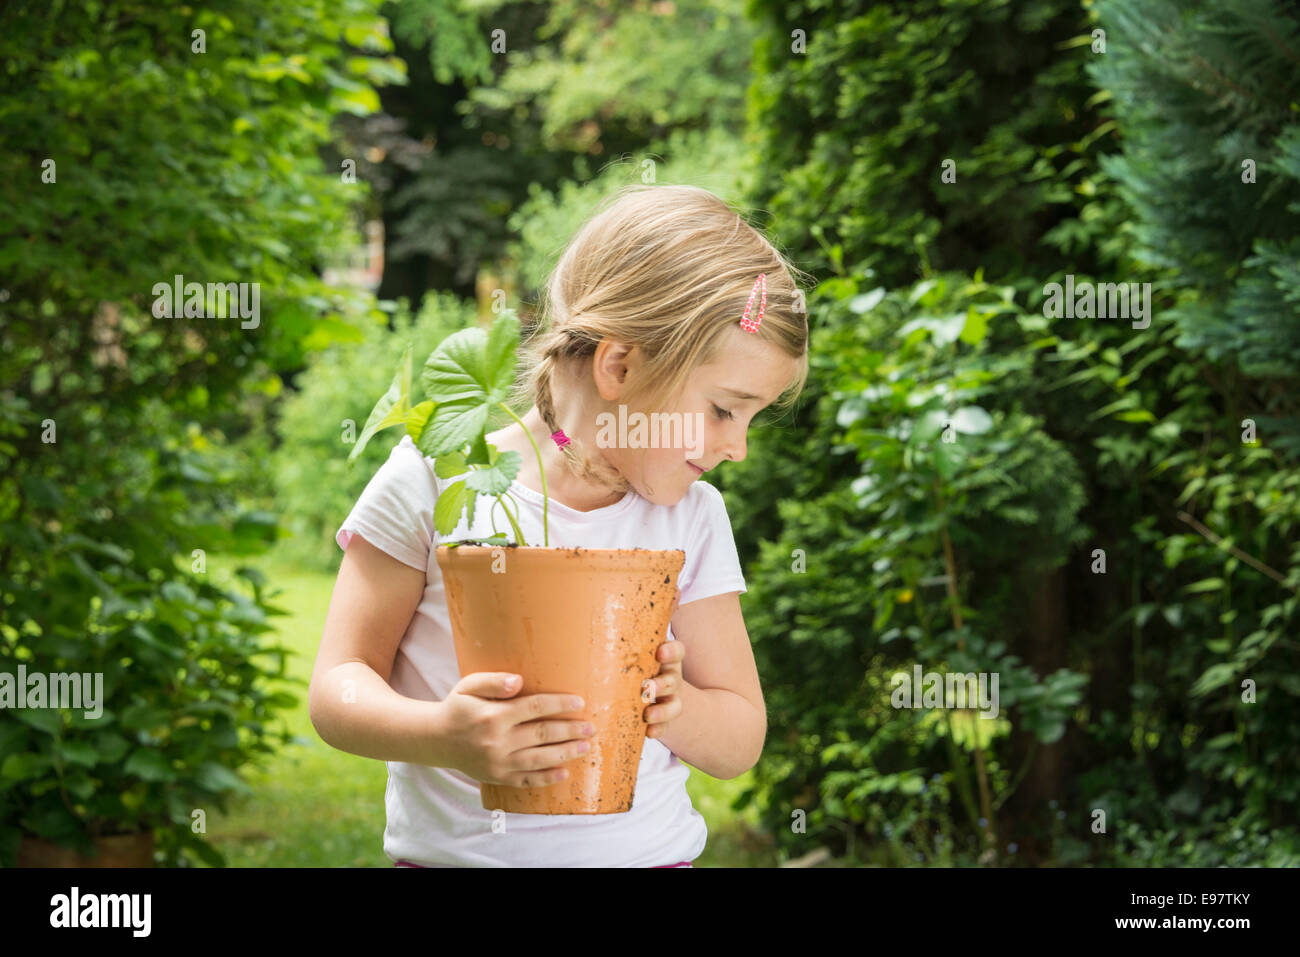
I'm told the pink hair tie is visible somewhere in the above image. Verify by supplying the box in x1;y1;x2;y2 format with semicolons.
740;273;766;333
551;429;571;448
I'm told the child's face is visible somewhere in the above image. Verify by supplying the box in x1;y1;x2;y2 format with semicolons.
612;326;801;506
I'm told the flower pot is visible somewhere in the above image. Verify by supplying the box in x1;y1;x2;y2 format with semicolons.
17;831;154;867
437;545;685;814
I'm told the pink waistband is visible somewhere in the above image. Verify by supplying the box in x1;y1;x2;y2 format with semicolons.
395;859;692;868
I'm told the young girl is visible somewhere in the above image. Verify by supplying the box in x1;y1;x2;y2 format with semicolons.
308;184;810;867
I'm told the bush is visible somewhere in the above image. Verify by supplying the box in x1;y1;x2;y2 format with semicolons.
727;272;1092;864
0;393;291;867
745;0;1109;286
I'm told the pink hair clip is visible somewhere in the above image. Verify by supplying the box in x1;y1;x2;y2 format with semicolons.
740;273;766;333
551;429;571;448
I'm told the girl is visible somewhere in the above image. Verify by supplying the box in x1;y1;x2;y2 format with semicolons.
308;184;810;867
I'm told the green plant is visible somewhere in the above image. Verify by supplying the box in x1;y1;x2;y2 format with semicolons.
0;0;395;866
347;309;554;546
727;271;1094;865
0;395;295;868
270;292;479;572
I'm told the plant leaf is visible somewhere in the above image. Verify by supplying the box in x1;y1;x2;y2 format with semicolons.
420;399;490;457
349;344;412;463
484;310;521;385
406;400;435;441
420;312;519;407
433;480;469;536
124;748;176;782
195;761;251;795
494;449;522;482
466;431;492;465
950;406;994;434
433;448;469;479
465;463;513;496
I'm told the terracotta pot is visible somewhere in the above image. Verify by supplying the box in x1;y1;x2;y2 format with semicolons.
17;831;155;867
437;545;684;814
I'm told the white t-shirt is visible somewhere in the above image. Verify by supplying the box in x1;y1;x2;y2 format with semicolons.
334;434;748;867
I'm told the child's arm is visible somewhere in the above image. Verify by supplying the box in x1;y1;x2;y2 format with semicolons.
308;534;595;784
308;535;448;766
653;591;767;780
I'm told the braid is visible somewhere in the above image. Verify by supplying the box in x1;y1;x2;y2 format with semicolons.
535;335;630;493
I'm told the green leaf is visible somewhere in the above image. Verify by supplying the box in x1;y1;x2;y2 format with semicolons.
932;313;967;347
375;403;408;431
349;345;412;463
1191;663;1236;697
959;307;988;345
433;481;469;536
57;740;100;767
434;449;469;479
465;431;492;466
484;311;521;385
1;752;51;781
195;761;250;794
13;707;62;735
494;449;522;482
420;399;490;457
420;311;519;408
123;748;176;782
849;287;886;314
1037;721;1066;744
95;732;130;763
406;400;435;442
465;464;513;496
950;406;994;434
464;486;478;528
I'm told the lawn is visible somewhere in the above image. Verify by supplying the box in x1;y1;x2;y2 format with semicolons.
202;548;778;867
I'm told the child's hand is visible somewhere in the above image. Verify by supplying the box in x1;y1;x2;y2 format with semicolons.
642;639;685;740
436;672;595;788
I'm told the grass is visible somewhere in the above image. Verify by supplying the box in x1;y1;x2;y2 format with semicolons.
203;547;778;867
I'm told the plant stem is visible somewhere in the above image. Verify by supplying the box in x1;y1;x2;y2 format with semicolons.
494;493;525;545
933;476;996;853
498;402;548;546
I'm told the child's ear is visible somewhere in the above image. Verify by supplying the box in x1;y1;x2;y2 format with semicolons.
591;339;638;400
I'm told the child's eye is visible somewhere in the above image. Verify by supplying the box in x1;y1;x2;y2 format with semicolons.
712;403;735;421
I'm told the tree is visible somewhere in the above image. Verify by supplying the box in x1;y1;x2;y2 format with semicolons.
0;0;394;865
1091;0;1300;457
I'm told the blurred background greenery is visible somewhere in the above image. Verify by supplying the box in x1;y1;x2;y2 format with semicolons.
2;0;1298;866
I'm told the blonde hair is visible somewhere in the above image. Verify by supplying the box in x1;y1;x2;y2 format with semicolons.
510;184;812;491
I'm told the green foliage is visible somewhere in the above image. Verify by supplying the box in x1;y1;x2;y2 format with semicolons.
350;309;538;544
389;0;496;86
731;0;1300;869
0;0;394;863
0;392;294;867
467;0;757;150
728;273;1092;861
746;0;1111;286
508;125;753;293
724;247;1299;864
271;293;481;571
1090;0;1300;451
